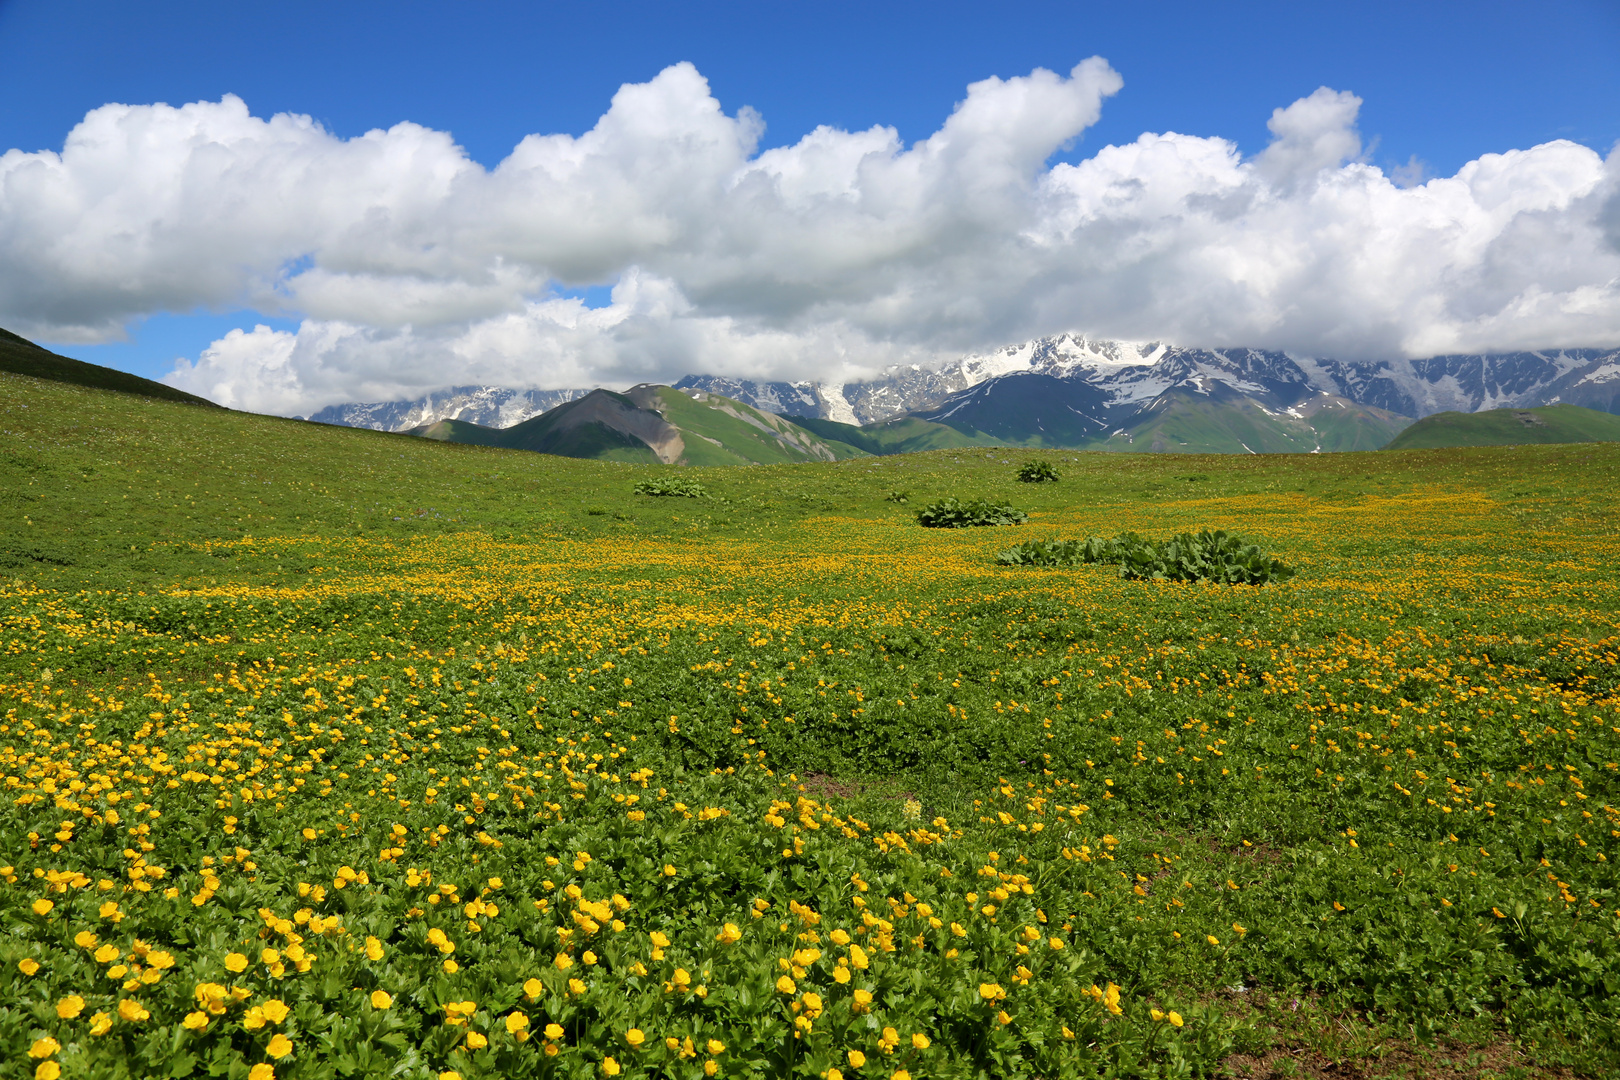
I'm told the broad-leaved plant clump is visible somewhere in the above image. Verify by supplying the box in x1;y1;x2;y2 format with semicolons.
1015;460;1060;483
999;529;1294;585
634;476;708;498
914;497;1027;528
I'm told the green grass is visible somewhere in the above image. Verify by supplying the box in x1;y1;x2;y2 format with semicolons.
0;327;220;409
6;370;1620;1077
1384;403;1620;450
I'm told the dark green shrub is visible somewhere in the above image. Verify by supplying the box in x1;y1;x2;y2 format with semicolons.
998;529;1294;585
1015;459;1060;483
916;497;1026;528
884;490;911;504
634;476;708;498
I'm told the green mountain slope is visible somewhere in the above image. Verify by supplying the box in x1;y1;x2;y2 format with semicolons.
1382;404;1620;450
1;325;220;408
1100;389;1410;454
785;414;995;455
411;385;865;465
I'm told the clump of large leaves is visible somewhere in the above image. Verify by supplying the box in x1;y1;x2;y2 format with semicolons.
1015;459;1060;483
998;529;1294;585
915;497;1027;528
634;476;709;498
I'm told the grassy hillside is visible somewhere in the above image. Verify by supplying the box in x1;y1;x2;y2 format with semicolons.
786;413;996;454
1384;402;1620;449
6;368;1620;1076
411;385;862;466
0;324;221;408
1102;388;1411;455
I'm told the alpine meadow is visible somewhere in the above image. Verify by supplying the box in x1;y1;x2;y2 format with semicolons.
7;367;1620;1080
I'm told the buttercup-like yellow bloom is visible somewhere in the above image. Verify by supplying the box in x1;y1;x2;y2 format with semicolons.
32;899;53;916
266;1033;294;1059
29;1038;61;1059
371;990;392;1009
56;995;85;1019
625;1028;646;1048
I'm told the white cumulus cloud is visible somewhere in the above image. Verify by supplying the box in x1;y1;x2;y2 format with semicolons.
1;58;1616;414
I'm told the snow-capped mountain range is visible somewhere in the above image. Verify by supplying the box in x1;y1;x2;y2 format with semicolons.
308;334;1620;435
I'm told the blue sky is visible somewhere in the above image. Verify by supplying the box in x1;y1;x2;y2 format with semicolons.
1;0;1617;404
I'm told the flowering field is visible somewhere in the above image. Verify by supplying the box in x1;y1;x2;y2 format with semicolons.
4;374;1620;1078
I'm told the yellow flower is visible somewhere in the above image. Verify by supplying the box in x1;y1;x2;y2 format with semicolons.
89;1012;113;1036
56;995;85;1019
32;899;54;916
506;1012;529;1035
1048;936;1064;950
1233;923;1247;935
248;1068;275;1080
830;929;851;946
95;944;120;963
852;988;873;1013
438;1073;461;1080
465;1032;487;1049
716;922;742;944
828;1070;845;1080
626;1028;646;1048
545;1023;565;1041
978;983;1003;1001
1207;935;1220;946
118;999;151;1022
707;1039;725;1055
849;945;869;970
29;1037;61;1059
266;1033;294;1059
848;1050;867;1067
602;1058;621;1077
74;931;98;949
911;1033;930;1049
583;951;598;966
554;952;574;971
37;1063;62;1080
261;999;290;1024
19;958;41;975
704;1060;718;1077
892;1072;911;1080
524;977;544;1000
365;936;385;961
1151;1008;1166;1022
183;1011;210;1030
997;1010;1012;1026
1168;1011;1184;1027
443;959;460;974
663;864;677;877
371;990;393;1009
776;975;796;995
225;952;249;973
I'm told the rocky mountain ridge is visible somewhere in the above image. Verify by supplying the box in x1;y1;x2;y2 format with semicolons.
306;334;1620;445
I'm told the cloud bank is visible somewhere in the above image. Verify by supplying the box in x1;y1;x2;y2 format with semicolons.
1;59;1617;414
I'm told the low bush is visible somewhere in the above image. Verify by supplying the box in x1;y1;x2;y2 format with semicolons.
998;528;1294;585
1015;459;1060;483
915;497;1027;528
634;476;708;498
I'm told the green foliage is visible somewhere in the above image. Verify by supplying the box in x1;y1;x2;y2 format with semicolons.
914;497;1027;528
883;490;910;504
1015;459;1060;483
10;372;1620;1074
999;529;1294;585
633;476;709;498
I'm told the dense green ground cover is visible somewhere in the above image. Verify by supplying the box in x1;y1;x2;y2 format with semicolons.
4;371;1620;1079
